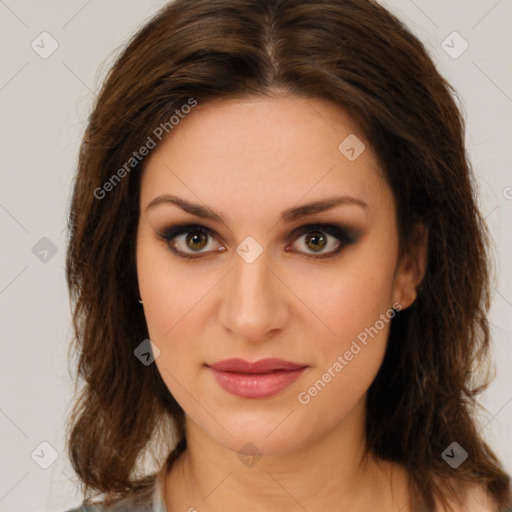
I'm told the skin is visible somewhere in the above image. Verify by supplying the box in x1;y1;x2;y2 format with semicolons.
136;95;429;511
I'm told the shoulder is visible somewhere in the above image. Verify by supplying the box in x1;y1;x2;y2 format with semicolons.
62;502;153;512
62;507;139;512
62;471;161;512
62;490;155;512
434;481;501;512
63;506;112;512
62;508;96;512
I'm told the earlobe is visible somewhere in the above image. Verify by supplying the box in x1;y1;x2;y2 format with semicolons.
392;223;428;310
393;284;417;310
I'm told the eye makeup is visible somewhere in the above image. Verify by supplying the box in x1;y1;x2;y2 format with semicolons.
155;221;360;261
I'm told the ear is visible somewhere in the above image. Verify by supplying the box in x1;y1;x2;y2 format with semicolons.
392;223;428;310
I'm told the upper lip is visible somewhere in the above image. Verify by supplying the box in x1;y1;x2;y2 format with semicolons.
207;358;308;373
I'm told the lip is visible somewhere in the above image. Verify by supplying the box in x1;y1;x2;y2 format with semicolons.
206;358;308;399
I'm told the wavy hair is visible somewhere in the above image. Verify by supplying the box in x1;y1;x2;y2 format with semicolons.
65;0;511;509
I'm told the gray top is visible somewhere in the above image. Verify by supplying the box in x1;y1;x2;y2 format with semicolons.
63;467;168;512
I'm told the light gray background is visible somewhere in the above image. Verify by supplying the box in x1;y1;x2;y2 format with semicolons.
0;1;510;511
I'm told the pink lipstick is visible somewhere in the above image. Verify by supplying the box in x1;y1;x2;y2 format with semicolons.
207;358;308;399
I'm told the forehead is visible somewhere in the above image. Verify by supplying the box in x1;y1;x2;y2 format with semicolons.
140;96;392;221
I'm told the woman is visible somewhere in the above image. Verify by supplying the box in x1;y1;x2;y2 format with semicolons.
63;0;511;510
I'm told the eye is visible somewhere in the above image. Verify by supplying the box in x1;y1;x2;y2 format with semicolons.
286;223;356;259
156;222;357;261
156;223;224;260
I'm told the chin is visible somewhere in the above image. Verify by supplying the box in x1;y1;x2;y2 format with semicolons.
199;410;322;458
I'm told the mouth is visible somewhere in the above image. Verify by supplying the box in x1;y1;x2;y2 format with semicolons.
206;358;309;399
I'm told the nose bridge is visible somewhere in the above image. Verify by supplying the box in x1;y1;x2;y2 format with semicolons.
219;249;287;341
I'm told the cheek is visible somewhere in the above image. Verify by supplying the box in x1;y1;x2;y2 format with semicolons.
295;241;397;409
136;237;220;408
295;270;395;424
137;234;208;339
308;250;397;350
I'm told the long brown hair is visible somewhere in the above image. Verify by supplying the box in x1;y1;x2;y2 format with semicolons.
65;0;511;509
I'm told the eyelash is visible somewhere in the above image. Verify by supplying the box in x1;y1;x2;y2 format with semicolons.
156;222;357;261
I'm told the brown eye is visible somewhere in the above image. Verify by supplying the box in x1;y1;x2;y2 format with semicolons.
287;223;356;259
157;224;225;260
304;231;327;252
158;222;357;261
185;231;208;251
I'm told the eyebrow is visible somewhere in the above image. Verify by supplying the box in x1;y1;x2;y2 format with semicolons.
144;194;368;224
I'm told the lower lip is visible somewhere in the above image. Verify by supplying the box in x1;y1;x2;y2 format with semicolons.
208;367;307;399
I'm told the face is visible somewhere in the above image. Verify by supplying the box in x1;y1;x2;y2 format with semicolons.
136;95;421;457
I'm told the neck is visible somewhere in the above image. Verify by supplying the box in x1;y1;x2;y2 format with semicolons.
164;398;411;511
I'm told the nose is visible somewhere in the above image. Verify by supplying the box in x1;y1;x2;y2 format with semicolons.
218;249;289;343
